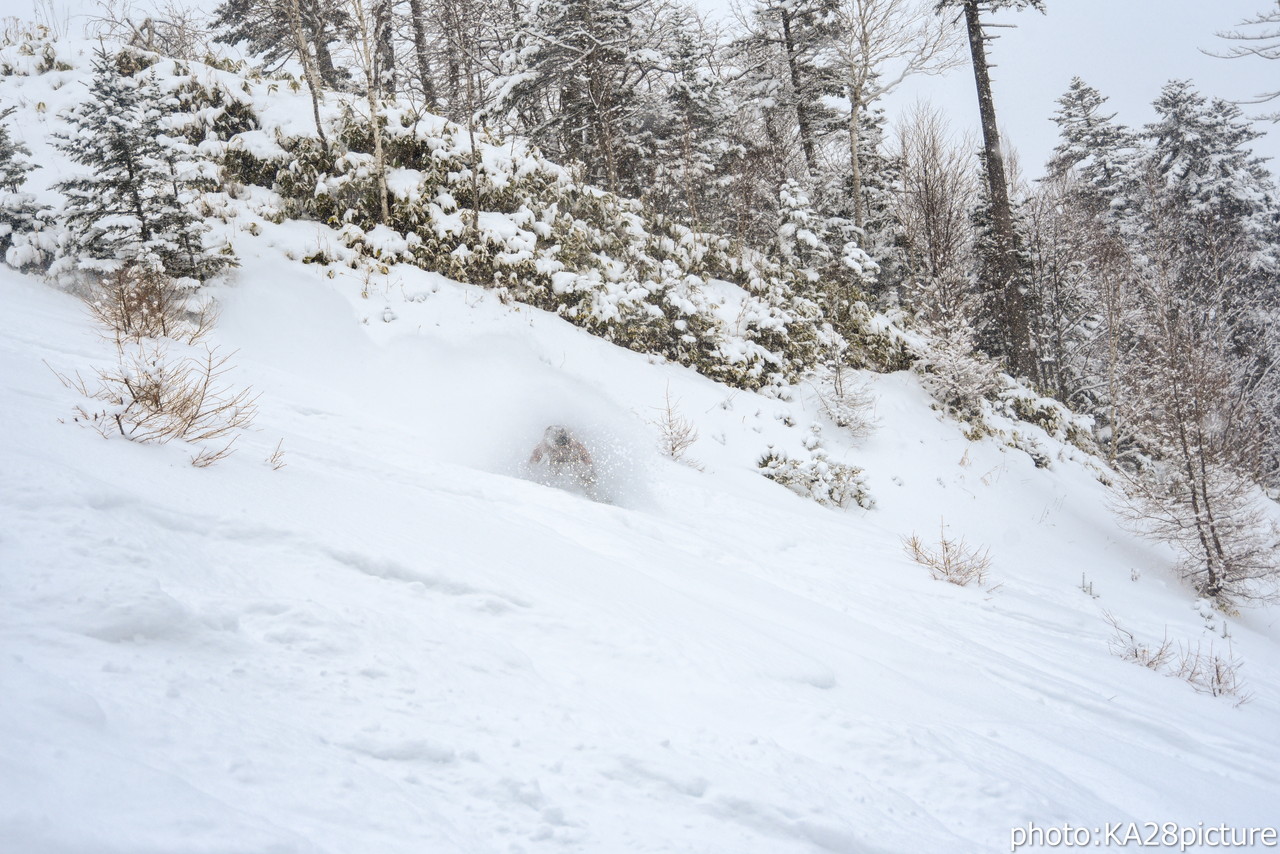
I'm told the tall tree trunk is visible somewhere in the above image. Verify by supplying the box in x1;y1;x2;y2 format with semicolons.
287;0;329;150
374;0;396;97
366;79;390;224
406;0;440;109
961;0;1034;379
299;0;341;88
347;0;389;223
848;82;864;233
781;9;816;178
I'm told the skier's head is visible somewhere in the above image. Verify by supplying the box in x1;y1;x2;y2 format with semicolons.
546;425;572;447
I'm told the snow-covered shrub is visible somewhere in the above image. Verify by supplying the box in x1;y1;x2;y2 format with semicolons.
220;106;847;390
758;434;873;510
1;206;57;270
0;105;54;269
0;23;73;76
913;323;1002;417
839;303;913;373
775;180;880;343
812;360;878;442
1007;430;1053;469
996;385;1097;455
162;68;260;145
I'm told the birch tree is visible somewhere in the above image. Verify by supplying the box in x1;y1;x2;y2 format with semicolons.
832;0;961;232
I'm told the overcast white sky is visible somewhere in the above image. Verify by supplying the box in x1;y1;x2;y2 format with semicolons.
695;0;1280;179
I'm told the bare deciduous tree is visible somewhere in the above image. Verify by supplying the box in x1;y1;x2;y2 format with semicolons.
1208;2;1280;120
892;102;975;298
832;0;962;232
1114;187;1280;606
286;0;330;149
344;0;390;223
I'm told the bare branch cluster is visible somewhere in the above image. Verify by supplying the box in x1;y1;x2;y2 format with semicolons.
1103;610;1174;670
1208;5;1280;117
86;264;218;344
901;520;991;586
1103;611;1253;704
55;341;259;458
87;0;214;61
652;385;699;464
56;265;259;468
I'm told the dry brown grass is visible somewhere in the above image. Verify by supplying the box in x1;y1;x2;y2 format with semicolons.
266;438;287;470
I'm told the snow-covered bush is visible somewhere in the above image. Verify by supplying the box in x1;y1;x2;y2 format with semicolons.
913;323;1002;417
218;102;898;391
161;66;260;145
1006;430;1053;469
838;303;913;373
995;385;1097;454
0;105;54;269
812;358;878;442
0;23;73;76
758;429;873;510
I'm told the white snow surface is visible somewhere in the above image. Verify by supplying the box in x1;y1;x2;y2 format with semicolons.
5;244;1280;853
2;35;1280;854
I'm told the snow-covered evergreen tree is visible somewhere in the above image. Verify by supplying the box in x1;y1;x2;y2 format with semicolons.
212;0;350;88
1022;174;1106;408
1139;81;1277;247
1134;81;1279;368
492;0;666;195
639;20;732;227
0;106;52;269
0;107;34;194
816;104;900;292
969;151;1036;375
739;0;842;179
776;178;877;334
1045;77;1136;220
53;50;234;282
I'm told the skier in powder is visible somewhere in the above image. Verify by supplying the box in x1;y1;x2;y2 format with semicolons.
528;425;598;497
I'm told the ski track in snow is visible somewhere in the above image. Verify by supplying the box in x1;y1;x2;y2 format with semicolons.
2;39;1280;854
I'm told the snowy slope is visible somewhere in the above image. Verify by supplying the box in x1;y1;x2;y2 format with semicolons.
4;228;1280;854
3;30;1280;854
